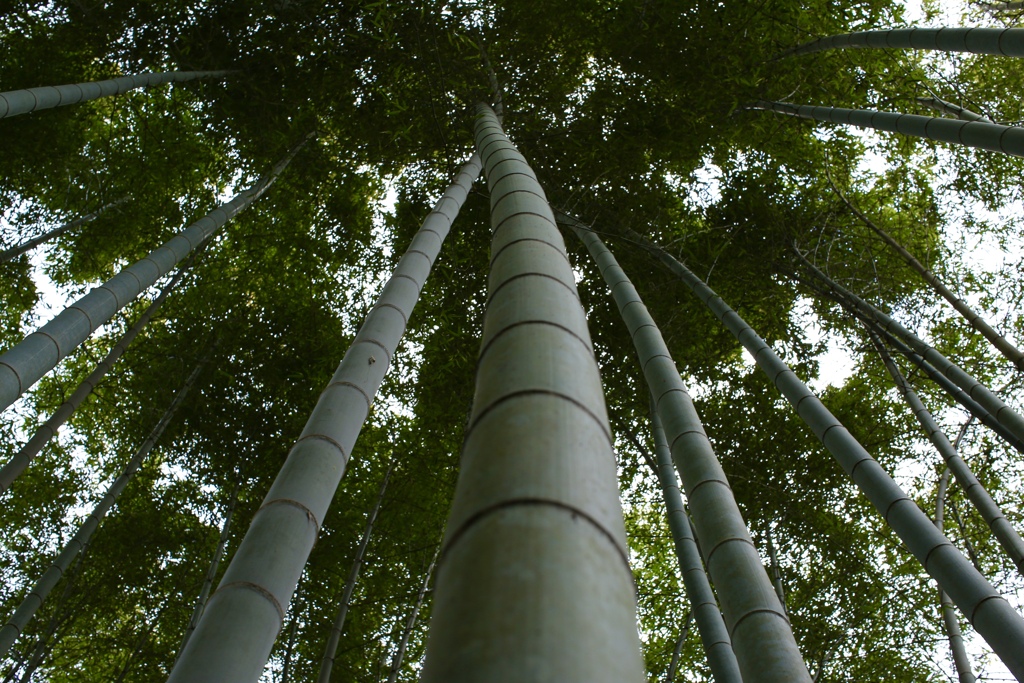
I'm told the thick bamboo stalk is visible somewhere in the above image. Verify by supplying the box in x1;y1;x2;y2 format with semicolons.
570;219;755;681
385;546;439;683
0;259;192;491
794;250;1024;445
624;228;1024;677
0;360;204;659
871;332;1024;574
936;468;977;683
167;153;481;683
829;180;1024;370
752;100;1024;159
0;71;231;119
779;28;1024;59
0;135;309;414
420;105;644;682
916;97;990;122
317;464;392;683
0;198;127;264
176;478;242;658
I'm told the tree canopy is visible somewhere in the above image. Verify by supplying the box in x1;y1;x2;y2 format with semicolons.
1;0;1023;681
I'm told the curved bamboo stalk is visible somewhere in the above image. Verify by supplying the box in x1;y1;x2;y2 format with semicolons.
0;134;310;414
827;179;1024;371
0;71;231;119
317;463;392;683
167;153;481;683
793;249;1024;445
0;257;193;491
176;477;242;659
569;219;760;682
0;198;127;264
0;360;205;659
385;545;439;683
935;466;977;683
420;105;644;682
623;227;1024;678
752;100;1024;158
778;28;1024;59
916;97;991;122
870;332;1024;574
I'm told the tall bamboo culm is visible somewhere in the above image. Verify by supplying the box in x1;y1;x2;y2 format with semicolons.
570;219;800;683
627;229;1024;678
0;71;231;119
0;135;310;414
0;360;206;659
167;154;481;683
419;105;644;683
752;100;1024;159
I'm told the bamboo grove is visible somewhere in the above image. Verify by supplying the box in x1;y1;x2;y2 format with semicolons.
2;1;1024;682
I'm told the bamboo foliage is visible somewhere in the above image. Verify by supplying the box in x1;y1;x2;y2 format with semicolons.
167;154;481;683
0;135;311;413
316;464;392;683
779;28;1024;58
870;332;1024;574
0;71;231;119
627;229;1024;678
0;359;206;660
752;100;1024;158
420;104;644;683
569;218;800;683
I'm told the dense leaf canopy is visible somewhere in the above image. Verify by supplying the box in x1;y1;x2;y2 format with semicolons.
0;0;1023;681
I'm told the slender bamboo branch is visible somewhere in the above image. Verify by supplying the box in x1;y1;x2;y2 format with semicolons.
0;71;232;119
0;198;127;264
169;151;481;683
0;359;206;659
751;100;1024;158
176;476;242;659
0;133;311;413
317;463;393;683
666;610;693;683
764;528;787;615
618;224;1024;677
826;175;1024;371
869;331;1024;574
384;545;439;683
